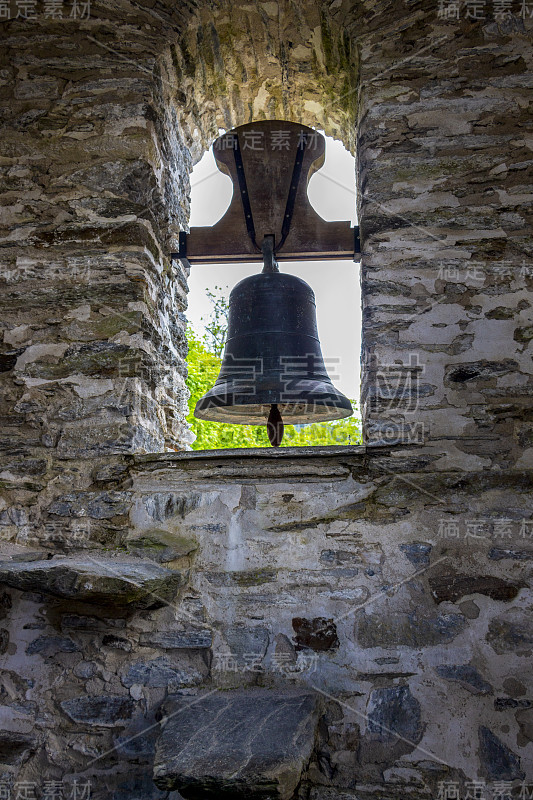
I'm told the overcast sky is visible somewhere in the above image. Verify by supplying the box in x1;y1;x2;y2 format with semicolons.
186;134;361;400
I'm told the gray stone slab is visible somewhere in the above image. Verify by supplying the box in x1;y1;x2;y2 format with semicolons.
435;664;493;695
61;695;136;727
121;656;205;690
489;547;533;561
487;609;533;654
479;726;524;780
153;688;321;800
355;608;466;648
0;731;38;766
0;554;186;609
26;635;79;656
139;629;212;649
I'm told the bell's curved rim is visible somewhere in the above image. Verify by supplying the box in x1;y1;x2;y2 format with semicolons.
194;401;353;425
194;381;353;424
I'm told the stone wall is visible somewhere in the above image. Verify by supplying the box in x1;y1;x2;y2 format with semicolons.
1;0;532;797
353;2;533;464
0;447;532;796
0;12;194;456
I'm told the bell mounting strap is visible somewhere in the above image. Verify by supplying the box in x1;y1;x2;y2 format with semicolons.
234;129;308;256
277;132;308;252
234;134;260;253
233;132;307;252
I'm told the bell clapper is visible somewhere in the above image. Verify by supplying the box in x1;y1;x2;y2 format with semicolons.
267;404;284;447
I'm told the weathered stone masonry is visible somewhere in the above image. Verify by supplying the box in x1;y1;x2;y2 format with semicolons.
0;0;532;796
1;447;533;795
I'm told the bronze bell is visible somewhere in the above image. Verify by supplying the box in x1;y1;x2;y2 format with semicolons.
194;239;353;446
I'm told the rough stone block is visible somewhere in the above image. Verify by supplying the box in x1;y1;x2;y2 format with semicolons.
0;555;186;609
479;726;524;780
361;685;423;764
102;634;132;651
121;656;205;690
223;625;269;666
153;688;321;799
0;730;38;766
488;548;533;561
126;531;198;563
61;695;136;727
355;609;466;648
516;708;533;744
26;635;79;656
205;569;277;587
428;574;522;603
292;618;339;652
399;541;432;567
139;629;212;649
435;664;492;695
486;609;533;654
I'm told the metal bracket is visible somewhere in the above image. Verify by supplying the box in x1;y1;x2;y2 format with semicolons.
171;231;190;270
173;226;361;264
232;132;308;257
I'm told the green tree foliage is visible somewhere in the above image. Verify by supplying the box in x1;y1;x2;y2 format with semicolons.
186;327;271;450
201;285;229;358
185;293;362;450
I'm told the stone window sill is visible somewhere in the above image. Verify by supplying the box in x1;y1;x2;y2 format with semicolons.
135;444;369;464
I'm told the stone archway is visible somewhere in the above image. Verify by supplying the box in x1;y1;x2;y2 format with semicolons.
161;0;359;158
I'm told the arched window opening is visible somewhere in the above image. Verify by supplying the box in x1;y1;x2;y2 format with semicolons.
184;129;361;451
